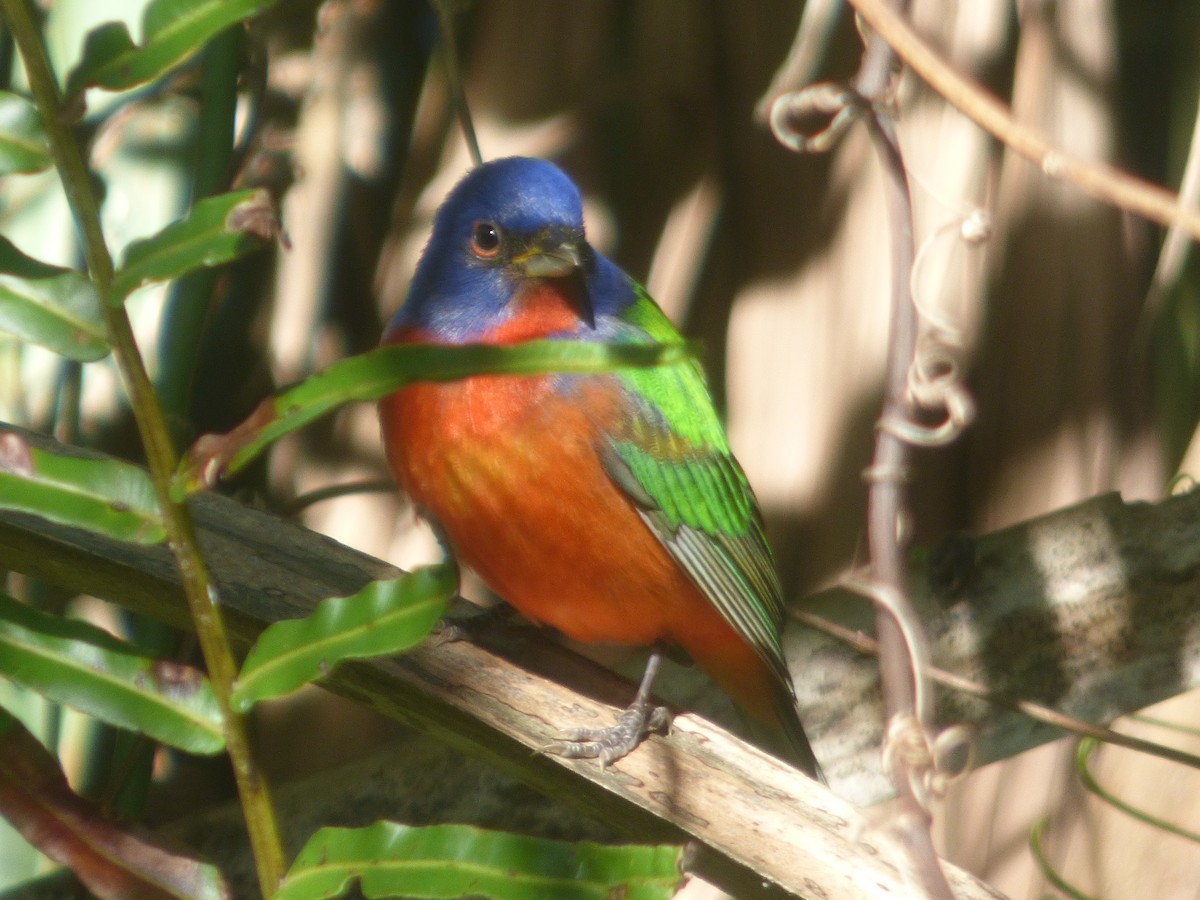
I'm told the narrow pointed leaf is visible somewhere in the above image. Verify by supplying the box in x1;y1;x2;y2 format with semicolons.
0;90;51;174
0;430;165;544
231;565;457;711
0;594;224;754
0;709;229;899
276;821;683;900
0;236;108;361
1076;738;1200;842
111;188;276;303
1029;816;1092;900
65;0;280;95
176;339;694;494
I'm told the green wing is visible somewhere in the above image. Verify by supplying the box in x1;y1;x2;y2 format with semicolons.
599;285;792;689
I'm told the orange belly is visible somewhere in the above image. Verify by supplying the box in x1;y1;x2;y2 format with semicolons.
381;373;684;640
379;370;783;727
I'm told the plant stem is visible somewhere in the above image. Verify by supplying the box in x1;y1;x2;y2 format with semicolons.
157;26;242;436
849;2;953;894
432;0;483;166
847;0;1200;240
0;1;286;893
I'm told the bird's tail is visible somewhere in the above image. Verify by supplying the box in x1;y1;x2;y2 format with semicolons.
682;633;824;782
765;682;825;784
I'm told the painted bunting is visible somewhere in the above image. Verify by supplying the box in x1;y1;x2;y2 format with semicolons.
379;157;821;779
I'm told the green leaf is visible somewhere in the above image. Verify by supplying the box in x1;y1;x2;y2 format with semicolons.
65;0;280;95
176;339;694;494
0;236;108;361
111;188;276;303
276;822;683;900
1076;738;1200;842
1029;816;1092;900
0;90;51;174
0;431;165;544
231;565;457;712
0;594;224;754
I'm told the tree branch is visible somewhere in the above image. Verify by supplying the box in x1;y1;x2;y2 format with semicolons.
846;0;1200;238
789;490;1200;804
0;426;1001;900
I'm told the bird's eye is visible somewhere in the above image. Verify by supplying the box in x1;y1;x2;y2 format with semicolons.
470;221;502;258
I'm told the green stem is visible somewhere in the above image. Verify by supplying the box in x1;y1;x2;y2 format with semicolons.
0;2;286;893
1029;816;1094;900
157;26;242;435
1077;739;1200;843
432;0;482;166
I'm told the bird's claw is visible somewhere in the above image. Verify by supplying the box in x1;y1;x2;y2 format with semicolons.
427;603;516;648
544;703;672;767
426;620;470;648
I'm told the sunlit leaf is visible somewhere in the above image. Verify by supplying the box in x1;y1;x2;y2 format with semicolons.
111;188;276;303
231;565;457;712
176;339;694;495
0;594;224;754
0;90;51;174
0;236;108;361
276;821;683;900
0;709;229;899
65;0;280;95
0;430;165;544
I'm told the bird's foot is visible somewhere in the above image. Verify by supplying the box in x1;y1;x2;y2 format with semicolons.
544;701;672;767
427;601;517;648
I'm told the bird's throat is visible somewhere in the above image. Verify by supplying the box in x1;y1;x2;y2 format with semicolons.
490;279;592;342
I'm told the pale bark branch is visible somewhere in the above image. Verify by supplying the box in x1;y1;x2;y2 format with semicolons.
791;490;1200;805
0;426;1002;899
6;430;1198;890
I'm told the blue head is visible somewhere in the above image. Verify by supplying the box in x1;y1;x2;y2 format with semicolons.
386;157;633;341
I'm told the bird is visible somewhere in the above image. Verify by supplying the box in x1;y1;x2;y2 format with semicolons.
378;156;821;780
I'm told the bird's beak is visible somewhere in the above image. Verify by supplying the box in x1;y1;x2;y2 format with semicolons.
513;239;584;278
513;233;595;328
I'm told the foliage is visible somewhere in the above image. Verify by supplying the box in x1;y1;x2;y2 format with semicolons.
0;0;686;896
231;565;457;712
277;823;682;900
2;0;1200;897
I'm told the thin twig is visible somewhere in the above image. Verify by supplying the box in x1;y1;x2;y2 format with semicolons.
850;3;954;895
765;1;953;894
0;2;287;893
432;0;483;167
277;478;396;517
754;0;846;121
846;0;1200;240
857;79;955;900
1137;84;1200;344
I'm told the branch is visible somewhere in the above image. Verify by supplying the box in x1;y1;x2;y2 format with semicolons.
432;0;483;167
846;0;1200;239
789;490;1200;804
764;1;954;893
0;427;1001;900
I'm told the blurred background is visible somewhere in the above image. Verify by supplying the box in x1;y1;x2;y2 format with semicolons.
3;0;1200;896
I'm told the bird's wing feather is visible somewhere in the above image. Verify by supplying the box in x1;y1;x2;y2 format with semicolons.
597;284;794;690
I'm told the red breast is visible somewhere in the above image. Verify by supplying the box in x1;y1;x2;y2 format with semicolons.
379;287;785;730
